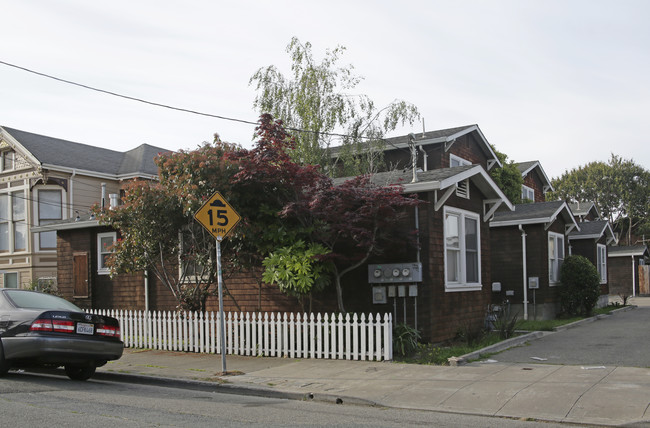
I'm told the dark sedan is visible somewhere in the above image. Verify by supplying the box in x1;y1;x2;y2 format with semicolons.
0;288;123;380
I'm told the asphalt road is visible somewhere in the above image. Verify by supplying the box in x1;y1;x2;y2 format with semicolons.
0;372;579;427
490;306;650;367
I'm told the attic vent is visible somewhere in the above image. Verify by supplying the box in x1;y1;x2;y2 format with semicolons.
456;179;469;199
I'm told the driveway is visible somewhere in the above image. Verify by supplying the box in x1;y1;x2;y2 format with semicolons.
489;298;650;367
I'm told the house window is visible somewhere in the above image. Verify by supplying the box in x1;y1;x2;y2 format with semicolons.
450;154;471;167
97;232;116;275
521;185;535;201
1;150;14;172
3;272;18;288
179;227;210;282
38;189;63;250
548;232;565;285
597;244;607;284
0;190;26;253
444;207;481;291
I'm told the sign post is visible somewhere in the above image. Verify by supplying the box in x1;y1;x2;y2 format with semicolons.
193;191;241;374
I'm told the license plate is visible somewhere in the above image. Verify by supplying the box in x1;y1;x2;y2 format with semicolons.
76;322;94;335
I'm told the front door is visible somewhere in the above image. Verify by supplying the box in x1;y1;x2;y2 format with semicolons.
73;252;89;297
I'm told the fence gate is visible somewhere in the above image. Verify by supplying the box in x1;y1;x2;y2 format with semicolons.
640;265;650;295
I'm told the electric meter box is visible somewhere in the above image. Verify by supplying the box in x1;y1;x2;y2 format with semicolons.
368;262;423;283
528;277;539;289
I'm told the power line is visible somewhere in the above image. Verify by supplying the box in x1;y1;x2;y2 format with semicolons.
0;60;258;127
0;59;411;150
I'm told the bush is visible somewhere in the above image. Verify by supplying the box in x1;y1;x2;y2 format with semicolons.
559;255;601;316
393;323;421;357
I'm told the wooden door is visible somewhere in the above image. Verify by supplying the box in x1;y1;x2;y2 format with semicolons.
73;252;89;297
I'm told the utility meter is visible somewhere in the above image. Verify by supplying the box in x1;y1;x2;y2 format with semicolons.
367;262;423;283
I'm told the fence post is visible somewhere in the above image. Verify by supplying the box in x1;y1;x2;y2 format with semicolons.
383;313;393;361
352;313;359;361
359;314;364;361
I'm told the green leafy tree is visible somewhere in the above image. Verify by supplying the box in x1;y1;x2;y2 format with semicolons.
550;154;650;244
489;147;523;204
250;37;420;176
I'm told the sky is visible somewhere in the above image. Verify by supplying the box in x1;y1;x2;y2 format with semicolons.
1;0;649;179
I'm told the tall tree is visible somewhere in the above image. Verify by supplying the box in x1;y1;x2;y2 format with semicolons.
97;139;242;312
550;154;650;245
250;37;420;175
489;147;523;205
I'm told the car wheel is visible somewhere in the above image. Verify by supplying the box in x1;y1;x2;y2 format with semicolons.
64;365;96;381
0;343;10;376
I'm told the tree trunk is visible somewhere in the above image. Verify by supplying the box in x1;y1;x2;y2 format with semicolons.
334;273;346;314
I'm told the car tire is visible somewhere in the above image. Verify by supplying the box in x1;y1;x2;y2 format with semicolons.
0;342;10;376
64;365;96;381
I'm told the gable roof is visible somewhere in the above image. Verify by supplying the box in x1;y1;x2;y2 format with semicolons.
568;202;601;220
334;164;514;213
608;245;649;258
515;160;553;192
0;126;169;179
568;220;616;244
329;125;502;170
490;200;579;232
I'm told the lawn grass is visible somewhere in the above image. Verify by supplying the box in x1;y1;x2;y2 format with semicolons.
396;304;625;365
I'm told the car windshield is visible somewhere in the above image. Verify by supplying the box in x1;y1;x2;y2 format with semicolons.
3;290;82;311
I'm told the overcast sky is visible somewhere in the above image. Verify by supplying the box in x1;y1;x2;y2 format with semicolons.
1;0;649;179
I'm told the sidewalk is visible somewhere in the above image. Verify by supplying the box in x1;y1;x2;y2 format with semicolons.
97;344;650;426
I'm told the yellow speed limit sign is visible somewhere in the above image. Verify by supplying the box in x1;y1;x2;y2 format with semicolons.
194;191;241;240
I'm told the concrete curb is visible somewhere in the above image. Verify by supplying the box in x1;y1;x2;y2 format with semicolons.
449;305;637;365
91;370;380;408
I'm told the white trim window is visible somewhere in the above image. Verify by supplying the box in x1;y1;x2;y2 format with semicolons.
97;232;117;275
0;189;27;253
597;244;607;284
548;232;565;285
3;271;18;288
179;227;210;282
521;185;535;201
38;189;63;250
444;207;481;291
0;150;15;173
450;154;471;167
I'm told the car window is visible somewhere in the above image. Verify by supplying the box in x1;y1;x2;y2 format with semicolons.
3;290;82;311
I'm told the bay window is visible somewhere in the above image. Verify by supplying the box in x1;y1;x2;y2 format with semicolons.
38;189;63;250
0;190;26;253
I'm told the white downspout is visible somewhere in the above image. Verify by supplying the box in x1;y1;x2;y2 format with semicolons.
144;269;150;312
519;225;529;320
69;169;77;218
632;256;637;297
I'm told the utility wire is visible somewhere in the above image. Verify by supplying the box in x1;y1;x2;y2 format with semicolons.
0;59;413;151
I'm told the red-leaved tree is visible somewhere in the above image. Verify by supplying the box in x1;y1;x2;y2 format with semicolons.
282;175;422;313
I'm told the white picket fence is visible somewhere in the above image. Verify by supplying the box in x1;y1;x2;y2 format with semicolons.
88;310;393;361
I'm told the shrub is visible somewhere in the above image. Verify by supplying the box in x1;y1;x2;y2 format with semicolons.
493;307;519;339
393;323;421;357
559;255;601;316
